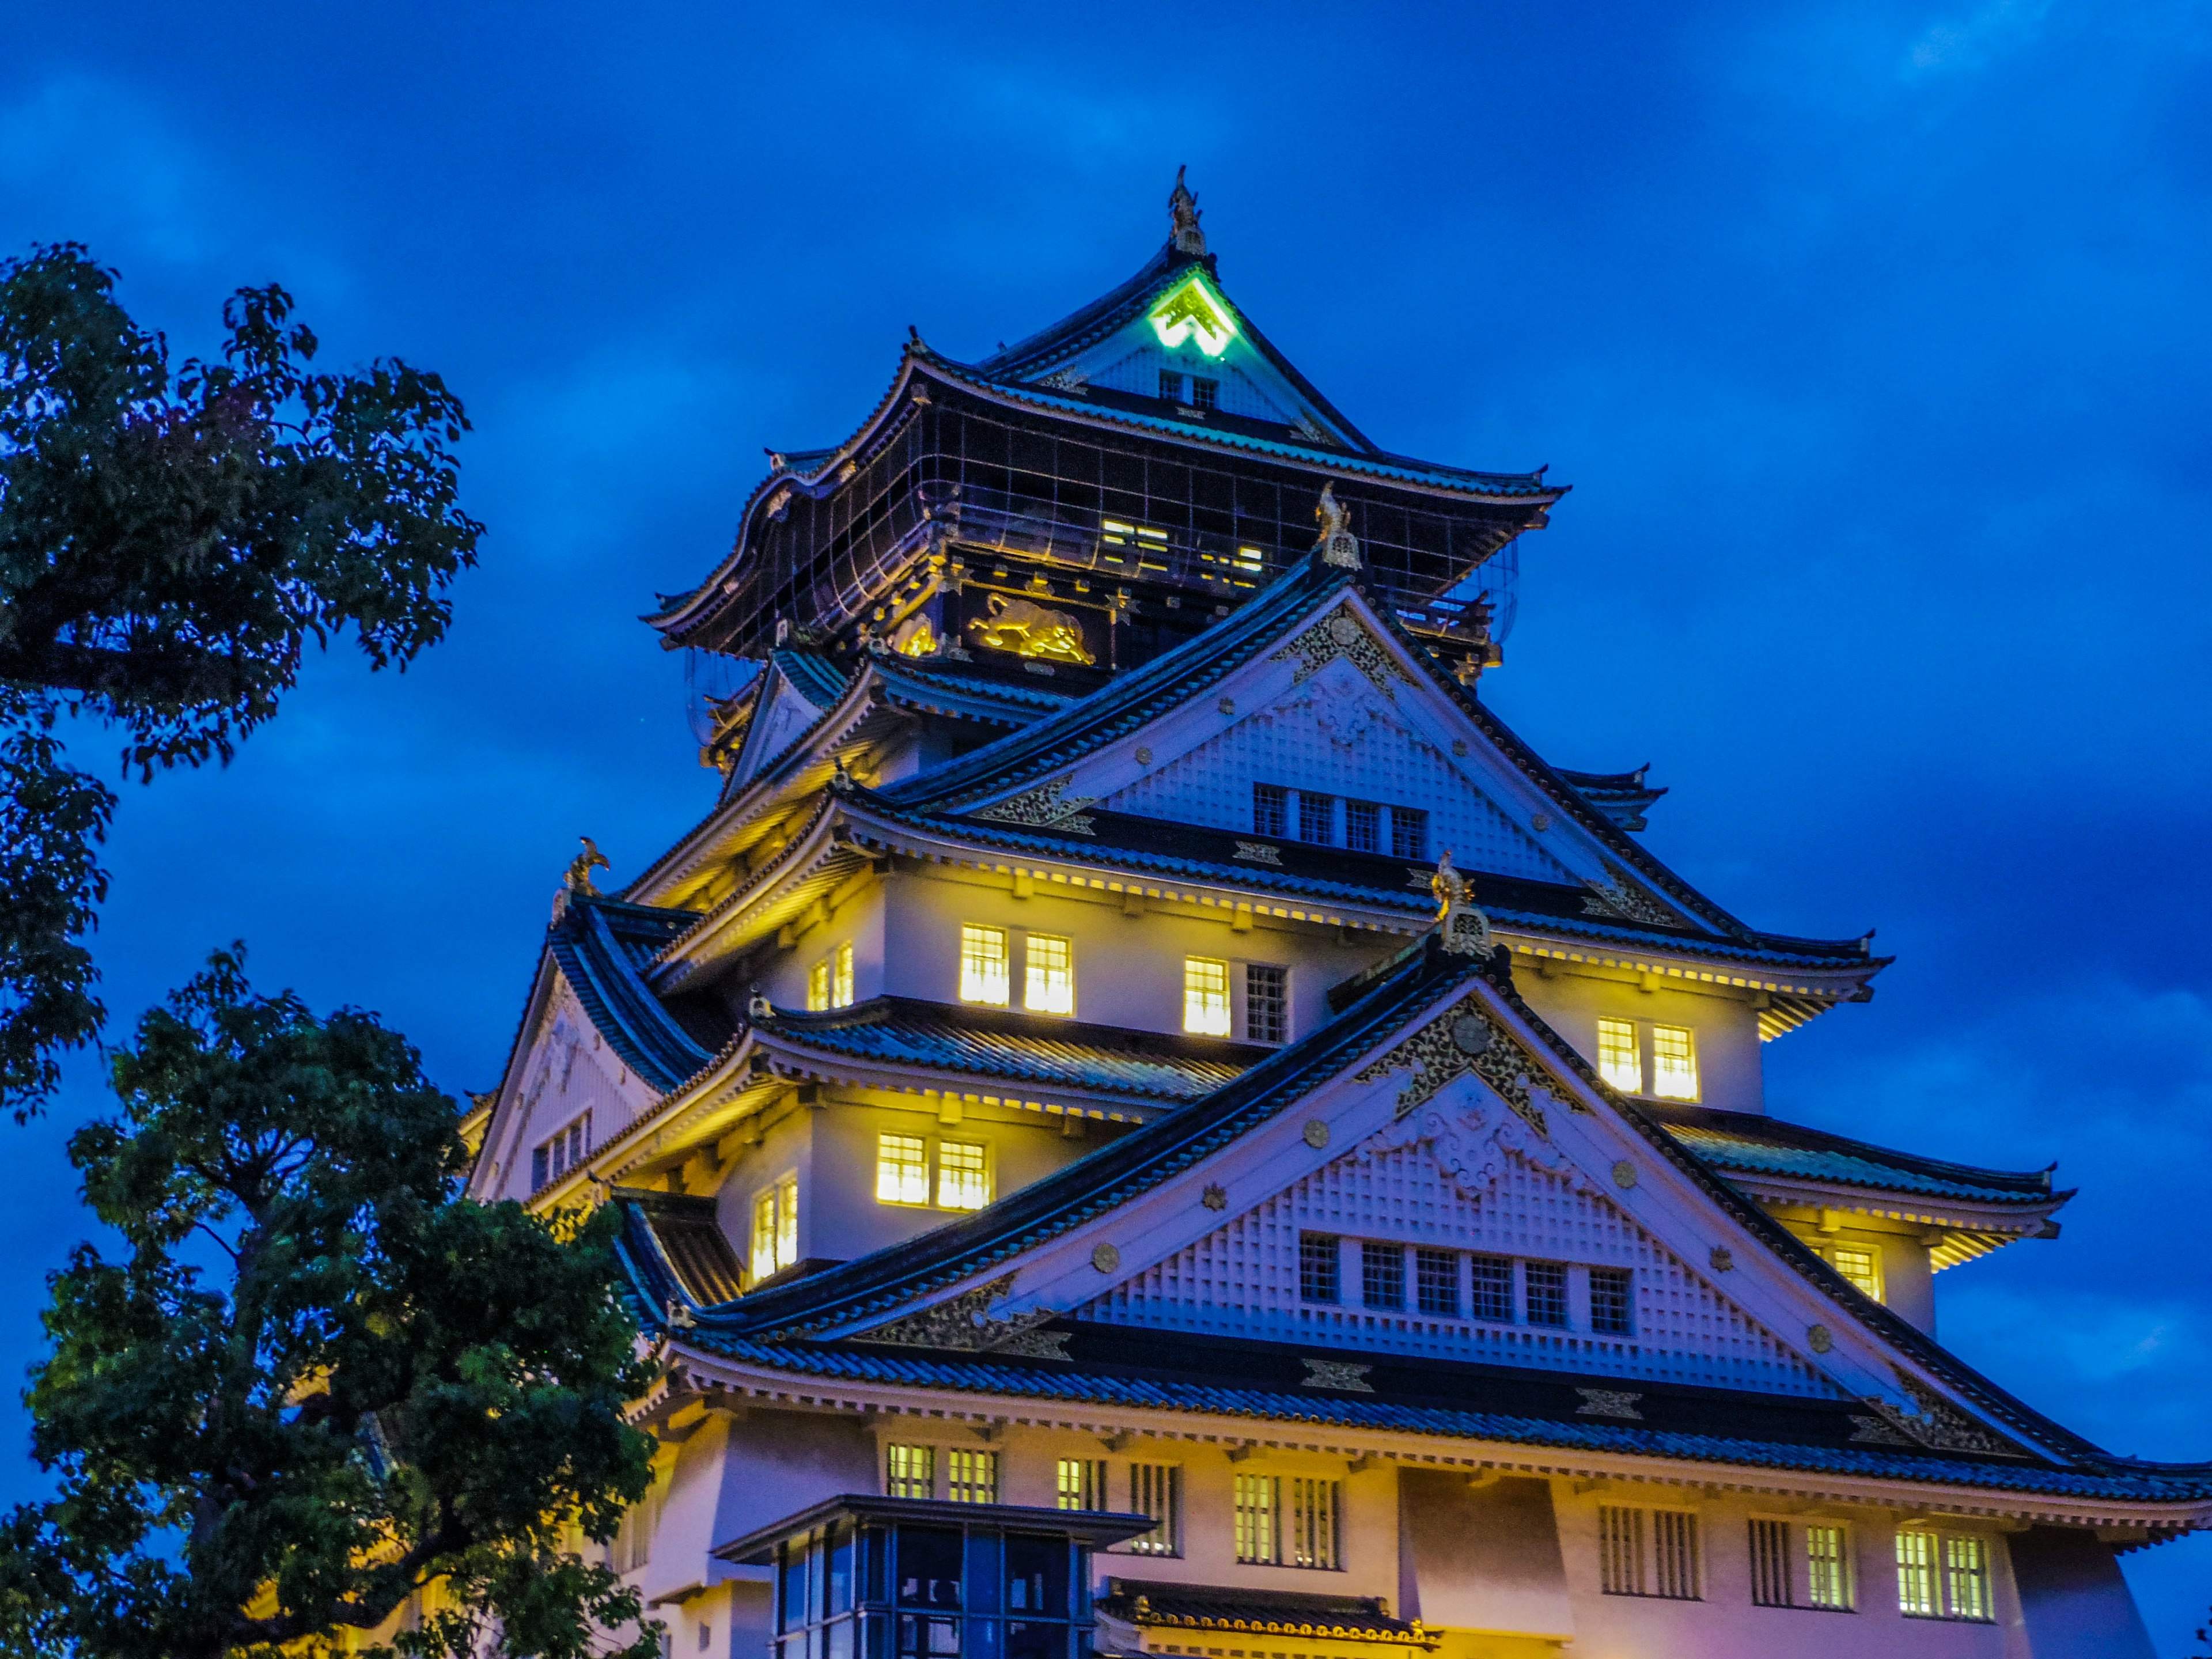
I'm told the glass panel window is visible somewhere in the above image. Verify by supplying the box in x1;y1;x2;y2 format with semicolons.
1389;806;1429;859
1470;1254;1513;1322
1361;1241;1404;1310
1831;1246;1884;1302
808;959;831;1012
1299;1233;1340;1304
885;1444;934;1499
1651;1024;1699;1100
1024;933;1074;1015
1415;1248;1459;1317
960;925;1010;1006
1183;957;1230;1036
1126;1464;1181;1556
1596;1017;1642;1093
1286;1478;1340;1570
877;1133;930;1206
946;1449;998;1504
1252;784;1288;838
833;941;855;1009
937;1141;991;1210
1749;1518;1791;1607
1590;1267;1634;1335
1805;1524;1853;1611
751;1173;797;1282
1525;1260;1569;1327
1943;1535;1991;1622
1297;791;1335;845
1190;376;1218;412
1344;800;1380;854
1056;1458;1106;1510
1233;1474;1277;1565
1245;964;1287;1044
1158;369;1183;402
1895;1530;1938;1618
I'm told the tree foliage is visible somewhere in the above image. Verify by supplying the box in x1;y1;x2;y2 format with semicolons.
0;244;482;1119
0;952;659;1659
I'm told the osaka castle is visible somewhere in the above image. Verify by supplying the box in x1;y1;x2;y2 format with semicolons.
464;176;2200;1658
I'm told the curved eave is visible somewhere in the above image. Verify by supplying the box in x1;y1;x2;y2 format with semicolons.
747;1026;1183;1120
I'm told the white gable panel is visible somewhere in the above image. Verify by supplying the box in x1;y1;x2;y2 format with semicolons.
1101;658;1579;886
1075;1098;1830;1397
482;983;657;1203
730;671;832;790
1081;339;1300;425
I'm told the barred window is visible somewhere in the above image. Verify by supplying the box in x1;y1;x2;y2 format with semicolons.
1596;1017;1641;1093
1944;1536;1991;1622
749;1173;797;1283
1126;1464;1181;1556
1024;933;1074;1016
1344;799;1380;854
531;1113;591;1192
1245;963;1287;1044
832;941;854;1009
1525;1260;1569;1327
937;1140;991;1210
1299;1233;1340;1304
1389;806;1429;859
1600;1505;1645;1596
1184;956;1231;1036
947;1448;998;1504
1749;1518;1791;1607
1415;1247;1459;1317
1233;1474;1277;1565
885;1443;934;1499
1901;1532;1992;1622
1056;1458;1106;1510
1830;1245;1884;1302
807;958;831;1012
1600;1506;1699;1600
960;924;1009;1006
1287;1478;1340;1569
1470;1254;1514;1322
1252;784;1288;838
876;1132;929;1206
1297;791;1335;845
1652;1024;1699;1100
1361;1241;1404;1310
1590;1267;1634;1335
1896;1529;1938;1618
1653;1510;1701;1600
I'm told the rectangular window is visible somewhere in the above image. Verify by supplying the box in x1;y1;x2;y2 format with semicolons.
876;1133;930;1206
1415;1248;1459;1317
959;924;1010;1006
1252;783;1288;838
1590;1267;1634;1335
1600;1506;1645;1596
532;1113;592;1192
1245;964;1287;1044
832;941;854;1009
1896;1529;1993;1621
1024;933;1074;1016
1652;1024;1699;1100
1831;1245;1884;1302
750;1173;797;1283
1233;1474;1278;1565
1601;1507;1699;1600
1943;1535;1991;1622
1653;1510;1701;1600
1184;956;1231;1036
1158;369;1183;402
1297;791;1335;845
937;1141;991;1210
808;959;831;1012
1299;1233;1340;1304
1896;1529;1938;1617
1470;1254;1513;1322
1805;1524;1853;1611
1287;1478;1340;1570
1190;376;1218;412
1057;1458;1106;1510
1749;1518;1791;1607
885;1444;934;1500
1389;806;1429;860
1596;1017;1642;1093
1525;1260;1569;1327
1126;1464;1181;1556
1361;1242;1405;1310
946;1448;997;1504
1344;799;1380;854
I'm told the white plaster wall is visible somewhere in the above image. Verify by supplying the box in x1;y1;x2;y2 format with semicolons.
1514;964;1766;1116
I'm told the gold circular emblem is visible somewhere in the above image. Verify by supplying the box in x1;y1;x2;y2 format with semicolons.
1808;1323;1834;1354
1611;1161;1638;1189
1303;1120;1330;1149
1135;747;1153;766
1328;615;1360;647
1092;1243;1121;1274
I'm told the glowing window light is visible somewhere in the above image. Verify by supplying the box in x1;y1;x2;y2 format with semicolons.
1596;1017;1642;1092
1652;1024;1699;1100
960;924;1009;1006
1148;272;1237;358
1184;957;1231;1036
832;940;854;1009
1830;1245;1883;1302
876;1133;929;1206
749;1173;797;1282
1025;933;1074;1015
938;1139;991;1210
807;959;830;1012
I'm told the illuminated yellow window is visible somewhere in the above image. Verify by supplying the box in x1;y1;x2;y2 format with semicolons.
832;941;854;1009
1184;956;1230;1036
1652;1024;1698;1100
938;1140;991;1210
947;1448;999;1503
960;924;1009;1006
749;1172;797;1283
1597;1017;1642;1092
806;959;830;1012
1025;933;1074;1016
1831;1245;1883;1302
885;1443;934;1499
876;1133;929;1206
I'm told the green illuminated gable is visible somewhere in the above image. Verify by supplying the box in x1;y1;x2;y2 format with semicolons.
1147;271;1237;358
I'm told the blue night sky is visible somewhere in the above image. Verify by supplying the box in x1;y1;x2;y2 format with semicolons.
5;1;2210;1647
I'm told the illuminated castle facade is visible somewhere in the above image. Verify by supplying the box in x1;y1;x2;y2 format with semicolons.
465;178;2191;1658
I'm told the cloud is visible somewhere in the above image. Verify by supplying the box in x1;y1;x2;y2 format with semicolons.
1904;0;2058;77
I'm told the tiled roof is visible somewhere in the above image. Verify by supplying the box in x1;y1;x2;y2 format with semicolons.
547;898;722;1093
762;998;1253;1104
624;1191;747;1305
1649;1103;2061;1209
1099;1580;1427;1645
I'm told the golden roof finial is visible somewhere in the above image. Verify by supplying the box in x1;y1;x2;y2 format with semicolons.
1169;165;1207;258
565;836;611;897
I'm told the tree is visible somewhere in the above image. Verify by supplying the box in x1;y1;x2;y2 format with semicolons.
0;950;660;1659
0;244;482;1119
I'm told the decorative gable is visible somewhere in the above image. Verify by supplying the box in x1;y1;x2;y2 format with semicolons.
476;982;658;1204
729;665;836;788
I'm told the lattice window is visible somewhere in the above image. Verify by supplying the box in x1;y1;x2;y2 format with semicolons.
1190;376;1219;412
1525;1260;1569;1327
1590;1267;1634;1335
1361;1242;1404;1310
1252;783;1287;838
1652;1024;1699;1100
947;1448;998;1504
1415;1247;1459;1316
1830;1245;1883;1302
1470;1253;1513;1322
876;1132;929;1206
937;1141;991;1210
1900;1532;1991;1622
1126;1464;1181;1556
832;941;854;1009
960;924;1009;1006
1601;1507;1699;1600
1184;956;1230;1036
1234;1474;1277;1563
1025;933;1074;1016
1057;1458;1107;1510
1388;805;1429;859
1596;1018;1642;1093
1298;791;1336;845
1158;369;1183;402
1806;1524;1852;1611
885;1444;933;1499
750;1173;797;1282
1300;1233;1340;1304
1344;798;1380;854
1245;963;1287;1044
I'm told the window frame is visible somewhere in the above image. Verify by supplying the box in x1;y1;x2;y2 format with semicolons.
1897;1528;1993;1622
1243;961;1288;1044
749;1171;798;1283
1651;1022;1700;1101
1123;1463;1183;1558
935;1138;993;1211
1298;1232;1342;1305
1595;1017;1643;1093
1589;1266;1635;1335
1183;955;1232;1036
875;1131;931;1207
1024;931;1075;1016
959;923;1011;1007
1599;1504;1702;1601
